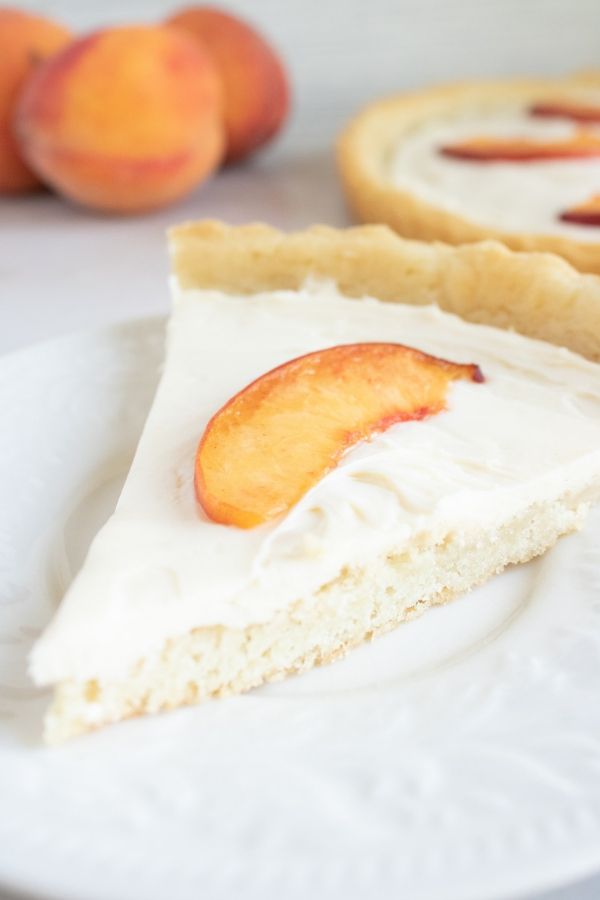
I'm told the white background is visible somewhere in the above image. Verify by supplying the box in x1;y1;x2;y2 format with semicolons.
2;0;600;897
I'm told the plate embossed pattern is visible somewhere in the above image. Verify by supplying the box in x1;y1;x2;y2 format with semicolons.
0;319;600;900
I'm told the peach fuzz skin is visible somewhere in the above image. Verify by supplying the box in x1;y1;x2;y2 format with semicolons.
167;6;289;163
0;7;71;193
15;25;225;213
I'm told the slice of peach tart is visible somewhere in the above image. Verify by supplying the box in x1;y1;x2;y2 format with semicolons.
31;222;600;742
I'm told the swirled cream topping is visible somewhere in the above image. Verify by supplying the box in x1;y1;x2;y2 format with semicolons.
31;282;600;683
389;99;600;239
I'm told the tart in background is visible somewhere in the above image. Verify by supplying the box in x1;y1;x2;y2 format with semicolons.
337;72;600;274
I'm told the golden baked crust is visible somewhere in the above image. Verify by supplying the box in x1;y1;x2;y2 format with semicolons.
169;220;600;361
336;73;600;275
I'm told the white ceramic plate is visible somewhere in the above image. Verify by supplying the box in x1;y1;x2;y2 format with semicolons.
1;319;600;900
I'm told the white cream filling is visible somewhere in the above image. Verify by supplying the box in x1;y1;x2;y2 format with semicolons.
31;282;600;684
389;102;600;240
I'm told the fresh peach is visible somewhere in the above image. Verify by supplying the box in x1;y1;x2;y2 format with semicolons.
531;101;600;124
440;132;600;162
0;7;71;193
560;193;600;226
167;6;289;163
196;343;484;528
15;25;224;213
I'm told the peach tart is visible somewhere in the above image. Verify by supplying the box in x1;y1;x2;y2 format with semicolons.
31;222;600;742
338;72;600;274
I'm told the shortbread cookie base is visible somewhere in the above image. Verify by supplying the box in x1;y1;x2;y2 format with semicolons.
40;221;600;741
337;73;600;275
45;490;591;743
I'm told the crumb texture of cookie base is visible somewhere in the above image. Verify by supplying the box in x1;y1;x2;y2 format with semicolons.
33;222;600;743
46;496;589;744
337;72;600;275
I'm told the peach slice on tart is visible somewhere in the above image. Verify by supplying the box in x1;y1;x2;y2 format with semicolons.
195;342;484;529
560;193;600;226
530;100;600;124
439;132;600;162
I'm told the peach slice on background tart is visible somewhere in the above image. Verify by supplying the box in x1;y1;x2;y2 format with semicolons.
560;193;600;226
439;132;600;163
195;342;483;528
530;100;600;124
336;74;600;274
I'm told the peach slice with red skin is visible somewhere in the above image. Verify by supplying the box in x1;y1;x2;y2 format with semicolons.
560;193;600;226
531;101;600;125
440;132;600;162
195;343;484;529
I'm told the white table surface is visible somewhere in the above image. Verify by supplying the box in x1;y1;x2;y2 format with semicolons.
3;0;600;897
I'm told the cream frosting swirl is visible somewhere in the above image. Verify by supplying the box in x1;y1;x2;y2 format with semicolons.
389;101;600;239
31;282;600;683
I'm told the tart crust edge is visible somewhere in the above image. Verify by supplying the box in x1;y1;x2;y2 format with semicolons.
336;73;600;275
169;219;600;362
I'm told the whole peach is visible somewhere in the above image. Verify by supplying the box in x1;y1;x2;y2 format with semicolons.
16;25;224;213
167;6;290;163
0;7;71;193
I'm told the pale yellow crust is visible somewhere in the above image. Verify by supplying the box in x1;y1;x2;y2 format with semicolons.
169;220;600;361
46;494;588;742
42;220;600;741
336;73;600;274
